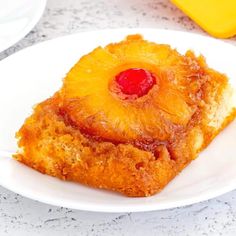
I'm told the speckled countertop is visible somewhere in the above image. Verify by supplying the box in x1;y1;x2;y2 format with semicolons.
1;0;236;235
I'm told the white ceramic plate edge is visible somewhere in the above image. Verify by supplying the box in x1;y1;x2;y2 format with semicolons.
0;0;47;53
0;151;236;213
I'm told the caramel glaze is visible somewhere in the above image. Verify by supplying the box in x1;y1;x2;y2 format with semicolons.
57;98;199;162
58;105;167;155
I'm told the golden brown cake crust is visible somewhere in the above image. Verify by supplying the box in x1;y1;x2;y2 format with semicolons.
15;35;236;197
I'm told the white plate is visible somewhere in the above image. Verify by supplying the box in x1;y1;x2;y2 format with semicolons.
0;0;47;53
0;29;236;212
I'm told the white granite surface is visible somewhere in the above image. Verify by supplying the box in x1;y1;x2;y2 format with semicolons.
1;0;236;235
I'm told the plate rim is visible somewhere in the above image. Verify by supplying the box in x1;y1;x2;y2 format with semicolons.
1;27;235;63
0;156;236;213
0;0;47;53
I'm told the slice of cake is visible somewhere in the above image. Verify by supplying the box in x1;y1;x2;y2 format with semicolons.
15;35;236;197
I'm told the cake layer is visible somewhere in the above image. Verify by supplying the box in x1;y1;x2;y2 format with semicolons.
15;35;236;197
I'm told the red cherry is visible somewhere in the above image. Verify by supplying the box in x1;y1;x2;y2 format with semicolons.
115;68;156;97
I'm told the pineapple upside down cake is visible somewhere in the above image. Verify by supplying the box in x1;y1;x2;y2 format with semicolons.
15;35;236;197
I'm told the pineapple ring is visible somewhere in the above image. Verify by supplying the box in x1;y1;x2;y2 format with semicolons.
61;35;195;143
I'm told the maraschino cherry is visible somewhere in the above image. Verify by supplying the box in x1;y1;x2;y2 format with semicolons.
115;68;156;97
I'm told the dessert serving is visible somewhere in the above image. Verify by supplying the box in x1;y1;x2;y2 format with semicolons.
15;35;236;197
